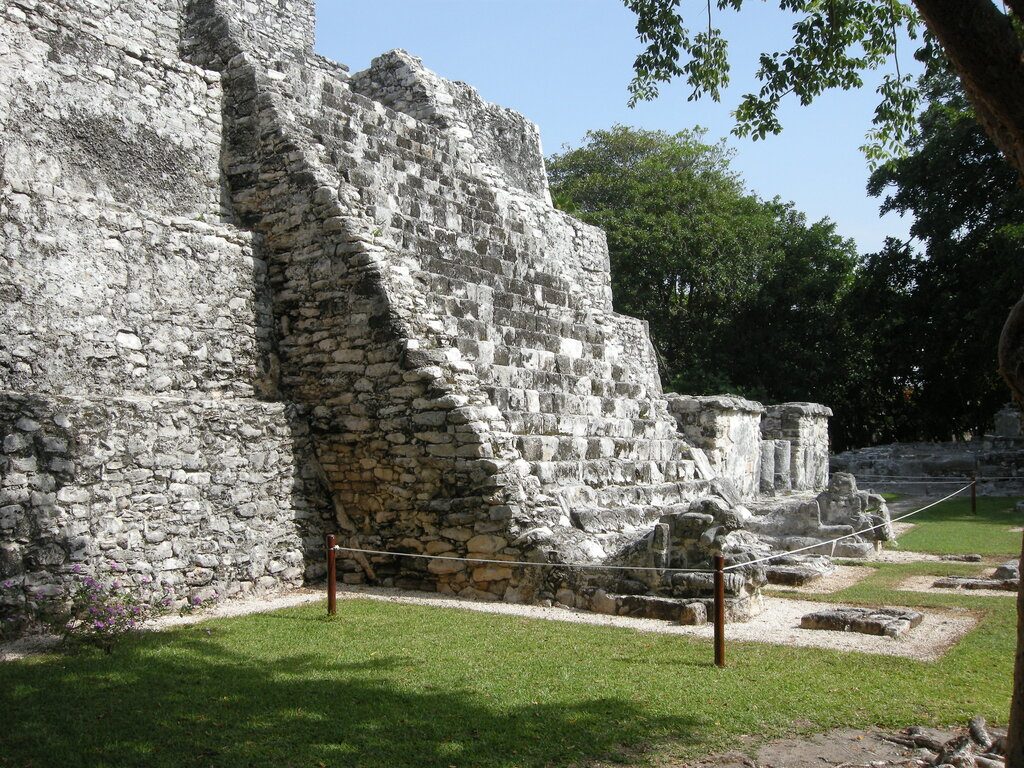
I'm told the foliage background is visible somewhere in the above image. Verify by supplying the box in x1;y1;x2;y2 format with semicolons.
548;68;1024;450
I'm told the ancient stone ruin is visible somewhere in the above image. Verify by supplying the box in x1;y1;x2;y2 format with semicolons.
0;0;892;622
832;403;1024;496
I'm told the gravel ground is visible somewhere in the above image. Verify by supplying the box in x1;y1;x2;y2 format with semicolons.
890;521;916;537
766;565;874;595
2;585;974;663
686;725;969;768
897;574;1016;599
331;586;973;661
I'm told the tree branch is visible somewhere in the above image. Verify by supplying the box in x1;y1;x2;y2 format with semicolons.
912;0;1024;182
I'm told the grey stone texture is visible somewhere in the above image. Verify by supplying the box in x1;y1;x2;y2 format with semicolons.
832;419;1024;497
800;607;924;638
0;0;884;620
994;404;1022;438
761;403;832;492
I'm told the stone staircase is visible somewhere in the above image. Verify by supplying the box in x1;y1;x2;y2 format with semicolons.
0;0;890;622
182;4;717;593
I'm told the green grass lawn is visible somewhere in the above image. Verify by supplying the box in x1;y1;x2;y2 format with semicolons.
891;496;1023;556
0;497;1020;768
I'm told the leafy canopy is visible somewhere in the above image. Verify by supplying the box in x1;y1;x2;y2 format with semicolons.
548;125;866;445
625;0;922;163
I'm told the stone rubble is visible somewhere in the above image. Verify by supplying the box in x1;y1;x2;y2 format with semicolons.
932;576;1019;592
800;607;925;638
878;718;1008;768
832;404;1024;496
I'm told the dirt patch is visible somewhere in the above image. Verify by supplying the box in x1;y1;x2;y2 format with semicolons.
683;726;966;768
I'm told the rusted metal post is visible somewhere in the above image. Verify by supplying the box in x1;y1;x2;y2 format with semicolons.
714;554;725;668
326;534;337;616
971;471;978;516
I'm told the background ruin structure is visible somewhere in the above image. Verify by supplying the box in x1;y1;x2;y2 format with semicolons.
0;0;890;621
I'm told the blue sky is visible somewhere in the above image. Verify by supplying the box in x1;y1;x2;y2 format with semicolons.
315;0;922;255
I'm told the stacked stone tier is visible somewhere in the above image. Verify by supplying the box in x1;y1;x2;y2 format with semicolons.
264;54;709;533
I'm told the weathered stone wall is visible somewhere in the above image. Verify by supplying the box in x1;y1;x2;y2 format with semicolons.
180;0;718;599
0;1;223;220
1;191;274;400
1;0;853;620
666;395;763;499
762;403;831;492
832;440;1024;496
0;0;334;611
1;393;329;606
349;50;551;202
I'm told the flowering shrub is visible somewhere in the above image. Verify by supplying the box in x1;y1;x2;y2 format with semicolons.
0;564;216;653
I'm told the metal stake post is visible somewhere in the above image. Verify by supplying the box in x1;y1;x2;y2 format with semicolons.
714;554;725;668
327;534;337;616
971;472;977;515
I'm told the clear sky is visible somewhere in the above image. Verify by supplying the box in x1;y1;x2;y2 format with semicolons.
315;0;922;255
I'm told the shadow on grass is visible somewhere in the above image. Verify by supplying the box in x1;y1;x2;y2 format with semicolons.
0;628;698;768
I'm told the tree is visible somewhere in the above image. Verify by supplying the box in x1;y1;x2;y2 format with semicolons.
868;66;1024;442
547;125;784;389
548;127;867;447
620;1;1024;760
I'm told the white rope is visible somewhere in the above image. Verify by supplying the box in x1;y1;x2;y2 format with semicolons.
854;474;1021;481
330;545;715;574
331;481;973;577
860;479;969;485
722;482;973;571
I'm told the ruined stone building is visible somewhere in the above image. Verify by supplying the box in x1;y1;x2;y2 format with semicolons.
0;0;890;622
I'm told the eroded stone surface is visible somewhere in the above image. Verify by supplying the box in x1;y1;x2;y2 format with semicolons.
800;607;924;638
933;576;1018;592
0;0;889;621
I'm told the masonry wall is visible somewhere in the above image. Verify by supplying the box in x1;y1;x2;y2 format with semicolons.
761;403;831;492
1;0;844;617
666;395;763;499
0;394;328;603
0;0;333;612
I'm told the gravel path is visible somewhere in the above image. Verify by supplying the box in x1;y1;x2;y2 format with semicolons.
332;585;972;661
861;548;944;563
766;565;874;595
890;521;916;537
2;584;975;663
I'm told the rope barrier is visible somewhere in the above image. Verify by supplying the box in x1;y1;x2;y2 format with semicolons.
332;481;974;576
326;482;978;666
852;474;1022;481
330;545;716;574
858;479;971;485
722;482;974;571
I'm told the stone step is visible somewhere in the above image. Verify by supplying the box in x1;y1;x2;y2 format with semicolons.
590;592;709;624
474;362;638;396
548;478;704;510
516;431;692;460
508;415;680;443
530;459;697;489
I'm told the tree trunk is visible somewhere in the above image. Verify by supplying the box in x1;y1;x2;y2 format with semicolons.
1001;295;1024;406
911;0;1024;182
1011;531;1024;768
909;3;1024;764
